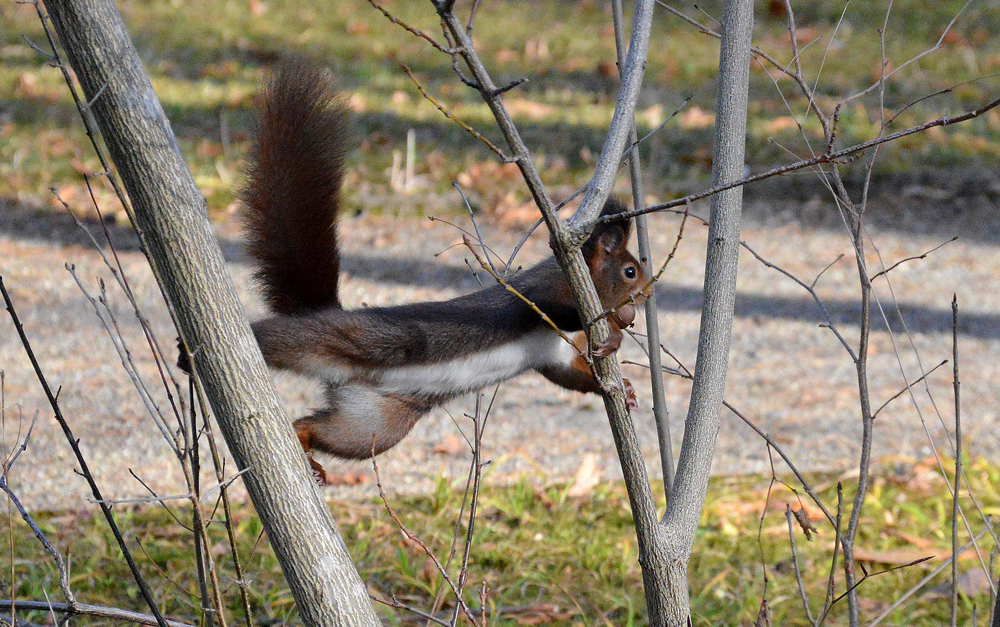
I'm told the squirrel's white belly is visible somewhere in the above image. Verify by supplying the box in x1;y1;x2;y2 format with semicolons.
376;328;575;396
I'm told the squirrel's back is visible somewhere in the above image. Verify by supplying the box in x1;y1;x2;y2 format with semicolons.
242;60;349;316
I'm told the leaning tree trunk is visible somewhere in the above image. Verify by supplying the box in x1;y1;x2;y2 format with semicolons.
43;0;381;624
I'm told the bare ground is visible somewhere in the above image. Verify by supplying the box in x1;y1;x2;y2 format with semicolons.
1;199;997;511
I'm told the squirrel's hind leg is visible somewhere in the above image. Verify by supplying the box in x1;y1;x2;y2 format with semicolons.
294;384;444;482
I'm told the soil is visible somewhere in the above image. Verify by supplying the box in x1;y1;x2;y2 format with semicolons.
1;193;997;512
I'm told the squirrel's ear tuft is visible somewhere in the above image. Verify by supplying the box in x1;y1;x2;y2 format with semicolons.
585;198;633;254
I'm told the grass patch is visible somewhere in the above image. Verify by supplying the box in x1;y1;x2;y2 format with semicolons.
4;457;996;625
2;0;999;219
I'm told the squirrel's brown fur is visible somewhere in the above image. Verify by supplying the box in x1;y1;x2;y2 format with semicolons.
237;60;648;479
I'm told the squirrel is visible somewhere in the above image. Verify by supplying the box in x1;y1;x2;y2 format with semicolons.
212;60;648;482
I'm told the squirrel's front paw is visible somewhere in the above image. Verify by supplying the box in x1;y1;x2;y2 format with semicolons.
593;329;624;358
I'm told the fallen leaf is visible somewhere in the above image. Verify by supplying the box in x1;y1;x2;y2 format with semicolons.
852;548;935;566
510;603;576;625
432;433;464;456
884;528;934;550
857;597;890;614
567;453;601;497
325;472;368;486
927;568;993;599
679;106;715;130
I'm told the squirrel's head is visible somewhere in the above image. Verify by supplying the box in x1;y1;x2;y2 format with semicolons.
583;199;649;327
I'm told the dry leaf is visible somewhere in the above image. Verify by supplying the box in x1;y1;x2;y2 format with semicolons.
432;433;464;456
884;528;934;550
852;548;935;566
793;507;817;540
325;471;367;486
764;116;799;134
928;568;993;599
679;106;715;130
511;603;575;625
567;453;601;497
754;597;772;627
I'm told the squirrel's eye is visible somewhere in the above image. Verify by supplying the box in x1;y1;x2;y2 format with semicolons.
623;266;637;279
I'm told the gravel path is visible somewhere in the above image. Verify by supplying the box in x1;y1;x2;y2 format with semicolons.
1;200;997;511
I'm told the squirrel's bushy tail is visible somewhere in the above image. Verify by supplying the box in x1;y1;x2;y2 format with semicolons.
242;60;348;315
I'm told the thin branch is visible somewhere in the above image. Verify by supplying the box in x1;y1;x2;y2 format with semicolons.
370;595;449;626
0;601;192;627
365;0;454;52
740;241;857;362
819;485;845;622
0;468;75;607
371;450;480;626
657;0;830;137
871;360;949;419
869;237;957;281
449;391;491;626
188;375;254;627
950;295;961;627
612;0;674;502
785;506;817;626
840;0;974;106
401;63;508;159
0;278;169;627
868;528;992;627
608;94;1000;223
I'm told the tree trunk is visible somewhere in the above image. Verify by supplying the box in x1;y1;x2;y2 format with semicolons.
43;1;381;624
658;0;754;623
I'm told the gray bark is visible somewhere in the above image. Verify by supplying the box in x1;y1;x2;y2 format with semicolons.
43;1;381;624
659;0;754;623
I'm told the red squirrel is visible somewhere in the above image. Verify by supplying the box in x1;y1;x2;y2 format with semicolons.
230;61;647;480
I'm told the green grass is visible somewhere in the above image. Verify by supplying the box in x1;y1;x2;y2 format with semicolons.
5;457;997;626
2;0;999;220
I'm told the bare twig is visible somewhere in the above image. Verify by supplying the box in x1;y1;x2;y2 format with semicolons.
869;237;958;281
365;0;454;52
785;506;817;627
868;528;992;627
186;373;255;627
0;277;169;627
740;241;857;361
840;0;975;107
370;595;449;626
611;0;674;500
448;391;491;626
871;360;949;420
371;449;480;626
0;451;75;608
608;94;1000;223
657;0;830;138
819;484;845;623
401;64;508;159
950;295;961;627
0;600;192;627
